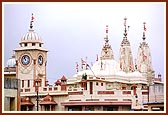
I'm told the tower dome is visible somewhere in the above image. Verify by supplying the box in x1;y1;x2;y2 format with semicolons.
7;55;16;67
20;29;42;43
20;18;43;44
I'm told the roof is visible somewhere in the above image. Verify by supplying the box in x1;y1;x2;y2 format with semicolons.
143;102;164;105
39;93;57;105
4;67;16;73
80;79;87;83
131;84;137;87
61;101;132;106
55;80;61;85
21;96;34;105
14;47;48;52
61;75;67;81
121;83;127;87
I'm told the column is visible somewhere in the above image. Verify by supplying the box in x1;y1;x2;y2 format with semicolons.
26;106;28;111
50;105;51;111
41;105;42;111
100;106;103;111
118;106;122;111
65;106;68;111
82;106;85;111
148;105;152;111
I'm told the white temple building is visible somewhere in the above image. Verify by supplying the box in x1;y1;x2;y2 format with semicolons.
4;15;164;111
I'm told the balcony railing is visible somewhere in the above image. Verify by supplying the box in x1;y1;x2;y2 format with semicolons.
4;78;19;89
149;95;164;102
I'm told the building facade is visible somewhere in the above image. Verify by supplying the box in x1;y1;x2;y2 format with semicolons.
4;16;164;111
4;55;20;111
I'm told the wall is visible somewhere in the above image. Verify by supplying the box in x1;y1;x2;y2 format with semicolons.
4;89;18;111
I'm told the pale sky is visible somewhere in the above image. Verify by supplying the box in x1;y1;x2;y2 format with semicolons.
3;2;165;84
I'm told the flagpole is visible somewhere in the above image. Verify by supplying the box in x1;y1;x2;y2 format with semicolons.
87;64;96;78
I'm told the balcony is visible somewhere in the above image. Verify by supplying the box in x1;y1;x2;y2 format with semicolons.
4;78;19;90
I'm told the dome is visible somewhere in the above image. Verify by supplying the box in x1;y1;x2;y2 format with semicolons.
20;29;43;43
54;80;61;85
39;93;57;105
91;59;120;76
43;93;53;101
7;55;16;67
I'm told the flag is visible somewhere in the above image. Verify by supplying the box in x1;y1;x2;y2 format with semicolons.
31;13;34;22
76;62;78;69
76;62;78;72
106;25;108;33
81;58;86;65
91;62;93;66
144;55;147;59
101;60;103;68
144;25;146;31
142;52;147;60
124;19;126;26
129;64;133;70
96;54;98;61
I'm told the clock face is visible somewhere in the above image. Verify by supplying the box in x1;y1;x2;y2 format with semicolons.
38;55;43;65
21;55;30;65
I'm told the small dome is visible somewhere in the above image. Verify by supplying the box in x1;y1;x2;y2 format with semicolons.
21;96;30;102
20;29;43;43
7;55;16;67
54;80;61;85
61;75;67;81
43;93;53;101
39;93;57;105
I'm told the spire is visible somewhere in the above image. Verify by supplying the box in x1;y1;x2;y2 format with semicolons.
142;22;146;41
136;21;154;74
104;25;109;46
12;51;15;58
101;25;114;60
76;62;79;73
106;25;108;37
119;17;133;72
121;17;130;46
123;17;127;38
30;13;34;30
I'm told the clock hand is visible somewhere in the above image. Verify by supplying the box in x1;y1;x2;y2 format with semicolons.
25;57;27;62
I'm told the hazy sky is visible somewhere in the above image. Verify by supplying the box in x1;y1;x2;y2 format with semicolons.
3;2;165;84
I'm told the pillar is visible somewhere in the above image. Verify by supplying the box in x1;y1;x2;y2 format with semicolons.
82;106;85;111
118;106;122;111
148;105;152;111
26;106;28;111
65;106;68;111
50;105;51;111
100;106;103;111
41;105;42;111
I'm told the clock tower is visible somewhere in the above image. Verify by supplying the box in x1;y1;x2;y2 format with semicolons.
14;14;48;89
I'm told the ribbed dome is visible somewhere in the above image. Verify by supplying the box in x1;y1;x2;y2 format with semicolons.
7;55;16;67
20;29;42;43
